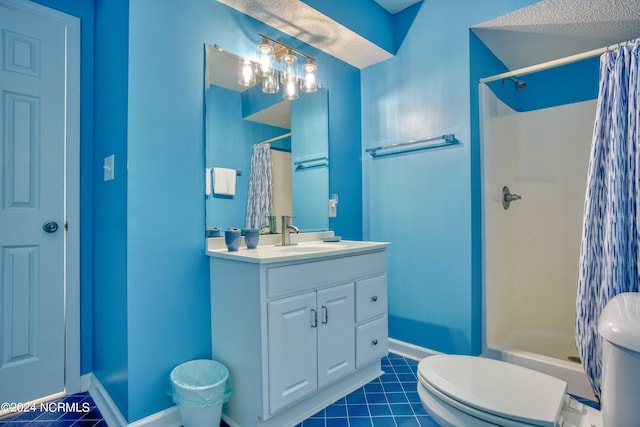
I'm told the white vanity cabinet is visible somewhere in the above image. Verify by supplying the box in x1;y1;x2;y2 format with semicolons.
208;240;388;427
268;282;355;413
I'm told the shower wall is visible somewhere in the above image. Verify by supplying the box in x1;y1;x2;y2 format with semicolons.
481;84;596;360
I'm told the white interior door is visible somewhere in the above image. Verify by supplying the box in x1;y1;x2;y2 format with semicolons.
0;0;78;405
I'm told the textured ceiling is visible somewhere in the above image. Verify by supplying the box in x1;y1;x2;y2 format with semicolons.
217;0;394;69
218;0;640;72
473;0;640;70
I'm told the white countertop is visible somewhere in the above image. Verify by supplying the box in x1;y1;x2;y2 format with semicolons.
206;233;389;264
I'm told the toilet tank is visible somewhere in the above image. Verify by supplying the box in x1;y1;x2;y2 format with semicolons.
598;292;640;427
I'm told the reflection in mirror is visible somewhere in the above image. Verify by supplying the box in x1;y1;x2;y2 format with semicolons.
204;44;329;235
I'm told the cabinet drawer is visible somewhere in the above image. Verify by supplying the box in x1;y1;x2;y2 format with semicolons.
355;275;387;323
355;316;388;368
267;251;386;299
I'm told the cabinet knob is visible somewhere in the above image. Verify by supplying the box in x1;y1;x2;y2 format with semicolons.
372;339;378;346
371;295;378;302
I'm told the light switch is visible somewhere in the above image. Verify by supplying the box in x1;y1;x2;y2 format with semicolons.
104;155;115;181
329;193;338;218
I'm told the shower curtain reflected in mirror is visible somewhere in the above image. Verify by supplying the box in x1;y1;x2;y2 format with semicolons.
576;40;640;400
246;143;272;229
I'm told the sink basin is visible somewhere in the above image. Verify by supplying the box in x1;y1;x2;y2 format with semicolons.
274;244;346;253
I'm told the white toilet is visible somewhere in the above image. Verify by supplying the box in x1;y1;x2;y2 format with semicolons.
417;292;640;427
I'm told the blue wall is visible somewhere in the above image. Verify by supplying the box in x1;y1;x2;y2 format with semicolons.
483;57;600;113
361;0;539;355
125;0;362;421
93;0;130;417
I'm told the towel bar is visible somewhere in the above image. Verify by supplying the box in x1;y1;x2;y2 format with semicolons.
366;134;457;157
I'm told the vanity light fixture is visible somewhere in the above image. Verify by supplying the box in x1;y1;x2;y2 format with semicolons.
246;34;317;98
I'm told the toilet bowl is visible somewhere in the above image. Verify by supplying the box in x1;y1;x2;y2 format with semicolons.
418;292;640;427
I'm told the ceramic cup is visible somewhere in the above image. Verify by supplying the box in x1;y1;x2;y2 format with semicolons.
244;228;260;249
205;227;221;238
224;228;241;251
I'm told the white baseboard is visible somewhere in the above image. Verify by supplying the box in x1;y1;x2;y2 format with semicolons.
388;338;441;361
80;373;92;392
86;374;128;427
85;373;182;427
128;406;182;427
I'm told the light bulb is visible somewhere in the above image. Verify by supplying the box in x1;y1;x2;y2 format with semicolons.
283;78;298;100
301;59;317;93
262;69;279;94
258;41;274;76
280;50;297;84
238;59;256;87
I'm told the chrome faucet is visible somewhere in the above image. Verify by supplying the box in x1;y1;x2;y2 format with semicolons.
280;215;300;246
260;215;278;234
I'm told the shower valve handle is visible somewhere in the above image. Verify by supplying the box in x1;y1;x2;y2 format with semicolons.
502;186;522;210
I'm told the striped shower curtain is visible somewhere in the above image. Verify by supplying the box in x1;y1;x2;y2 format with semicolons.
246;143;272;229
576;40;640;400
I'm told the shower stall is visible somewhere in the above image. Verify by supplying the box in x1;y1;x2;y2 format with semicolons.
479;80;597;400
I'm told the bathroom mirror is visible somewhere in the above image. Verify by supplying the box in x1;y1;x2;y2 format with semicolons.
204;44;329;235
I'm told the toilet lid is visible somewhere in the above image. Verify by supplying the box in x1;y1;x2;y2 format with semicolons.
418;355;567;427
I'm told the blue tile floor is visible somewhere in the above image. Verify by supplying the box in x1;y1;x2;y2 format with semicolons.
221;352;599;427
0;392;106;426
293;353;437;427
221;352;438;427
1;353;598;427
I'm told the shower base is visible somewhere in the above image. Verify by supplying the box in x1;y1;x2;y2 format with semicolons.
486;330;596;400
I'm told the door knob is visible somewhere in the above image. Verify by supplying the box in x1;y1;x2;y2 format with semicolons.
42;221;59;233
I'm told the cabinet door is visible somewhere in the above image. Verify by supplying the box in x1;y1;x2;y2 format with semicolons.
317;283;355;388
267;292;318;413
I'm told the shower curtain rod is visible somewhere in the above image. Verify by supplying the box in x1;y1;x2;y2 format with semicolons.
258;132;292;145
479;37;640;84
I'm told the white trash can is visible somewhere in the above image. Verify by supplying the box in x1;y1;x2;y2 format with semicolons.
170;359;232;427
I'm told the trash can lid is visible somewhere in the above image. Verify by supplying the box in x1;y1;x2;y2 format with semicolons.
598;292;640;353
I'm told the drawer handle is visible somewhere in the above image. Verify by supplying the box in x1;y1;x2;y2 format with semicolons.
371;296;378;302
372;339;378;346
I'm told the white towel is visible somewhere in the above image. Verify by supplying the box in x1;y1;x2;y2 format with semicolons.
213;167;236;196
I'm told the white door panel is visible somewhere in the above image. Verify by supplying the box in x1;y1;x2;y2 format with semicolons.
0;1;67;404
